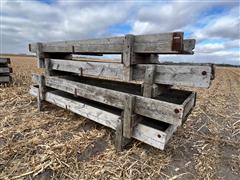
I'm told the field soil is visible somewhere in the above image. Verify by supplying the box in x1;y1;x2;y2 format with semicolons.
0;56;239;179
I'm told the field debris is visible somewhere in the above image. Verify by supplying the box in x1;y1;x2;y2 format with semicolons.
0;56;239;179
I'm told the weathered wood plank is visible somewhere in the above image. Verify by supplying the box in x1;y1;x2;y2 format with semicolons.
182;92;196;118
0;67;12;73
183;39;195;54
30;86;177;150
30;36;125;54
29;33;194;54
133;64;213;88
37;75;45;111
36;42;45;68
30;86;121;130
134;32;183;53
132;122;177;150
143;65;155;97
0;58;10;64
49;59;213;88
0;76;10;82
123;95;136;138
50;59;123;80
122;34;135;81
32;74;195;125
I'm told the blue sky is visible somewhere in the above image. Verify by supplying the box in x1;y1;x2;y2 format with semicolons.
1;0;239;65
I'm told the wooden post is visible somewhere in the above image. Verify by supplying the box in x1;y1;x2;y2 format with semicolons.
123;95;136;138
143;65;155;97
37;75;46;111
36;42;45;68
122;34;135;81
115;115;132;152
45;58;53;76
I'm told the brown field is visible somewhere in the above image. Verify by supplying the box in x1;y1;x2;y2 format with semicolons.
0;56;239;179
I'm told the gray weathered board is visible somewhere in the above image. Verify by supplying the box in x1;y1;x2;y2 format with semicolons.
0;67;12;73
30;86;177;150
0;76;11;83
48;59;213;88
32;74;196;126
29;32;195;54
0;58;10;64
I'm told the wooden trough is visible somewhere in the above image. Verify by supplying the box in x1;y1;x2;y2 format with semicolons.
29;32;214;150
0;58;12;85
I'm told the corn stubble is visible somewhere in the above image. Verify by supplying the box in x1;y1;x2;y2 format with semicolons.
0;56;239;179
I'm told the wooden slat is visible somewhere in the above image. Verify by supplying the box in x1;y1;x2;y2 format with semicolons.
30;86;121;130
30;86;177;150
0;76;10;82
132;123;177;150
50;59;123;80
49;59;213;88
143;65;155;97
32;74;195;125
29;32;195;54
123;95;136;138
122;34;135;81
134;64;213;88
0;67;12;73
0;58;10;64
30;36;125;54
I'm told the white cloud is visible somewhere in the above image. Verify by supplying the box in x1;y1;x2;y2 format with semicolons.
194;7;240;41
196;43;225;53
132;1;237;34
1;0;132;53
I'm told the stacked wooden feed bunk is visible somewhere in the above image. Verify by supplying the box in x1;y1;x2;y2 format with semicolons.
29;32;215;151
0;58;12;86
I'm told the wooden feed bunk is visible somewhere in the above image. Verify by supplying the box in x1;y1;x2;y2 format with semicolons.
29;32;215;151
0;58;12;86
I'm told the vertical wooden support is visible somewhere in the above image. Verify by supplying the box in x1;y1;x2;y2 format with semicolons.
122;34;135;81
37;75;46;111
45;58;53;76
36;43;45;68
123;95;136;138
143;65;156;97
115;118;124;151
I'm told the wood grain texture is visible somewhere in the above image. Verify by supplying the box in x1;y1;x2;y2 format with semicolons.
0;58;10;64
32;74;196;125
133;64;213;88
29;33;195;54
123;34;135;81
143;65;155;97
49;59;213;88
0;76;10;82
37;75;45;111
0;67;12;73
50;59;123;80
36;42;45;68
30;86;121;130
123;95;136;138
30;86;178;150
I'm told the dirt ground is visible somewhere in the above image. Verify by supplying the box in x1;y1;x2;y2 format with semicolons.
0;56;239;179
